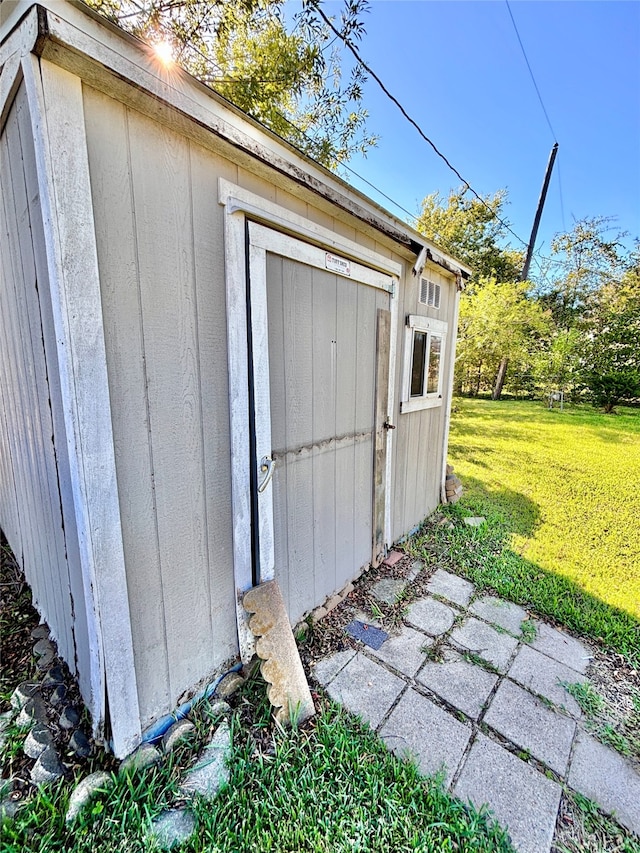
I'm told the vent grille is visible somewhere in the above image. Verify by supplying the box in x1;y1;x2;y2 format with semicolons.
419;278;441;309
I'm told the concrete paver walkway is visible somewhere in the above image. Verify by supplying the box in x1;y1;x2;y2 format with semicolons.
314;567;640;853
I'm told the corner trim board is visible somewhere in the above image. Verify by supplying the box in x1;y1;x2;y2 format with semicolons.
21;52;141;757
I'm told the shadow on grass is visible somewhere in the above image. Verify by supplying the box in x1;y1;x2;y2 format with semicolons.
408;507;640;667
448;475;541;539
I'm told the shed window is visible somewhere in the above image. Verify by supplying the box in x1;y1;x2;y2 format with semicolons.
401;315;448;413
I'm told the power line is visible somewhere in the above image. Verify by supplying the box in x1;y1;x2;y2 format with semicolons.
505;0;557;142
311;1;529;249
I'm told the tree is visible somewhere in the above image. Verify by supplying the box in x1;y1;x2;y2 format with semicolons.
416;188;523;283
580;255;640;412
455;278;550;397
536;216;627;332
85;0;377;169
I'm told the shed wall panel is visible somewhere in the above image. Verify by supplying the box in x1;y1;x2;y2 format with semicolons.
83;86;237;728
391;264;455;540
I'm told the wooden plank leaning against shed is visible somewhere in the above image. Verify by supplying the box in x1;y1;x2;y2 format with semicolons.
20;51;141;757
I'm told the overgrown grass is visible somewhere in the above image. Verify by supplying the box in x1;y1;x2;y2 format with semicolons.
447;399;640;619
1;696;516;853
416;398;640;664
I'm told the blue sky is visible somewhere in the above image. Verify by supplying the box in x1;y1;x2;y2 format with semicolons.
319;1;640;269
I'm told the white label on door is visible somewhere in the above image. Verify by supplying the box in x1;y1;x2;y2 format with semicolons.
325;252;351;276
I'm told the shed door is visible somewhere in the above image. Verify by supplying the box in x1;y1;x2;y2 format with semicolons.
247;223;394;624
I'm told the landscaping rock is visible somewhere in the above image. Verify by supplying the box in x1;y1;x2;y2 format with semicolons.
426;569;474;608
33;639;55;669
30;625;50;640
50;685;67;707
149;808;197;849
59;705;81;730
215;672;245;699
201;700;231;723
162;719;196;753
24;724;54;759
463;517;486;527
16;696;47;729
42;665;66;688
180;722;231;800
30;746;64;784
69;730;92;759
406;596;456;636
35;650;55;670
11;681;41;711
33;638;55;658
0;796;22;824
371;577;406;606
119;743;162;774
65;771;113;823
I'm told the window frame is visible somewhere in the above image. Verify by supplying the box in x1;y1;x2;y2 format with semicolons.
400;315;448;413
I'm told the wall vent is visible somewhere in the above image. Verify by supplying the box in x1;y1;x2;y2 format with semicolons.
419;278;441;309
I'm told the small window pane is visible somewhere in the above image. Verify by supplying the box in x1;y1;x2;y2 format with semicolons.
426;335;442;394
410;331;427;396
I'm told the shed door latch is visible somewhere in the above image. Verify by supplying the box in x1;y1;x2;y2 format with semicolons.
383;420;396;430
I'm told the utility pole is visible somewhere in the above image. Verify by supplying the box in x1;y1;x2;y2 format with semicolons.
491;142;559;401
521;142;559;282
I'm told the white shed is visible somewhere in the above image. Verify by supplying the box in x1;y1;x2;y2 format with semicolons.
0;0;470;756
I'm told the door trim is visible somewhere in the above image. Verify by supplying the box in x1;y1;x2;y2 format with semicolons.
220;180;399;661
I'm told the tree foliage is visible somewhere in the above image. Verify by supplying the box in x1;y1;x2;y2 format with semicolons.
579;255;640;412
416;188;523;283
456;278;550;396
85;0;377;169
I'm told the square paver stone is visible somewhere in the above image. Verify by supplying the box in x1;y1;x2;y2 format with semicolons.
469;596;528;636
508;645;586;718
455;733;562;853
369;625;432;677
379;687;471;788
325;652;405;730
371;577;406;607
406;596;456;636
450;617;519;673
313;649;356;687
416;647;497;720
484;679;576;775
427;569;474;608
568;731;640;836
530;622;591;674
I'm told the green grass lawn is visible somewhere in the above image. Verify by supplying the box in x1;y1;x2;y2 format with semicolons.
425;398;640;661
1;694;514;853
